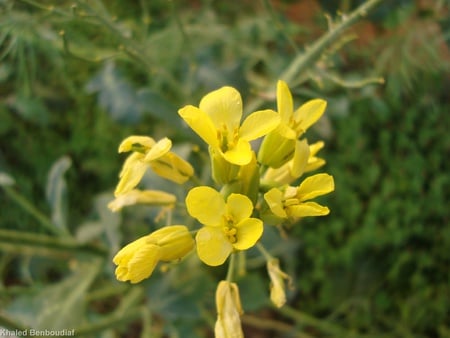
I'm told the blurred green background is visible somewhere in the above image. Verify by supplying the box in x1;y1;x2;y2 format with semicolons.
0;0;449;337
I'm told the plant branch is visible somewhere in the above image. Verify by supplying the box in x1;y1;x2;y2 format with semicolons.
0;229;107;257
246;0;384;114
1;186;69;237
280;0;383;83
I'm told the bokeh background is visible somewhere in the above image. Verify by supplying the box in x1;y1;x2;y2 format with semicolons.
0;0;449;337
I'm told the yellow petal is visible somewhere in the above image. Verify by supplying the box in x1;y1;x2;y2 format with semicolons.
276;123;297;139
277;80;294;123
309;141;325;156
296;173;334;201
144;137;172;161
196;227;232;266
264;188;287;218
178;105;220;148
115;153;148;196
113;235;148;265
125;244;162;283
239;109;280;141
118;136;155;153
108;189;176;212
289;139;310;178
305;157;326;173
233;218;263;250
113;236;162;283
222;138;253;166
186;186;226;225
287;201;330;217
199;86;242;133
226;193;254;223
149;225;195;261
293;99;327;133
150;152;194;184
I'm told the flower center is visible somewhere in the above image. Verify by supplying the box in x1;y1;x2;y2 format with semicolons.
284;198;299;207
289;117;304;137
217;124;240;152
222;214;238;243
223;226;238;244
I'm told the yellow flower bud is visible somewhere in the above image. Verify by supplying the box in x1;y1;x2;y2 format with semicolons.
148;225;195;261
267;259;291;308
262;139;309;186
209;146;240;185
257;131;296;169
112;225;194;283
220;152;260;204
214;281;244;338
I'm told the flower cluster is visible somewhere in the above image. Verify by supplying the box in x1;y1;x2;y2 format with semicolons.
109;80;334;337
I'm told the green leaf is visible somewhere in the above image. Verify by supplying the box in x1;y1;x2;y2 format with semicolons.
45;156;71;232
85;61;140;124
5;260;101;330
75;192;121;255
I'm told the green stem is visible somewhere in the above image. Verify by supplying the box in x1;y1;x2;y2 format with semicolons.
225;252;237;282
279;0;383;83
256;242;274;261
0;229;107;257
1;186;69;237
245;0;384;114
75;306;147;336
242;313;313;338
279;305;354;337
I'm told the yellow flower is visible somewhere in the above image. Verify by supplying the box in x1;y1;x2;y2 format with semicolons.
267;258;291;308
185;186;263;266
178;86;280;166
264;173;335;220
214;281;244;338
113;225;194;283
258;80;327;168
114;136;194;196
107;189;176;212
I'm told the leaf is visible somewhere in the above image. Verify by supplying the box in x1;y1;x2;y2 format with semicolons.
46;156;71;232
5;260;101;330
75;192;121;255
85;61;140;124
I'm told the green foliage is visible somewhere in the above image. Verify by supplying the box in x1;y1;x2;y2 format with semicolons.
1;0;449;337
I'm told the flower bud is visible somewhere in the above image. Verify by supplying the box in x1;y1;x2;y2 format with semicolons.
209;147;240;185
257;131;296;169
112;225;194;283
267;259;291;308
214;281;244;338
148;225;195;261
